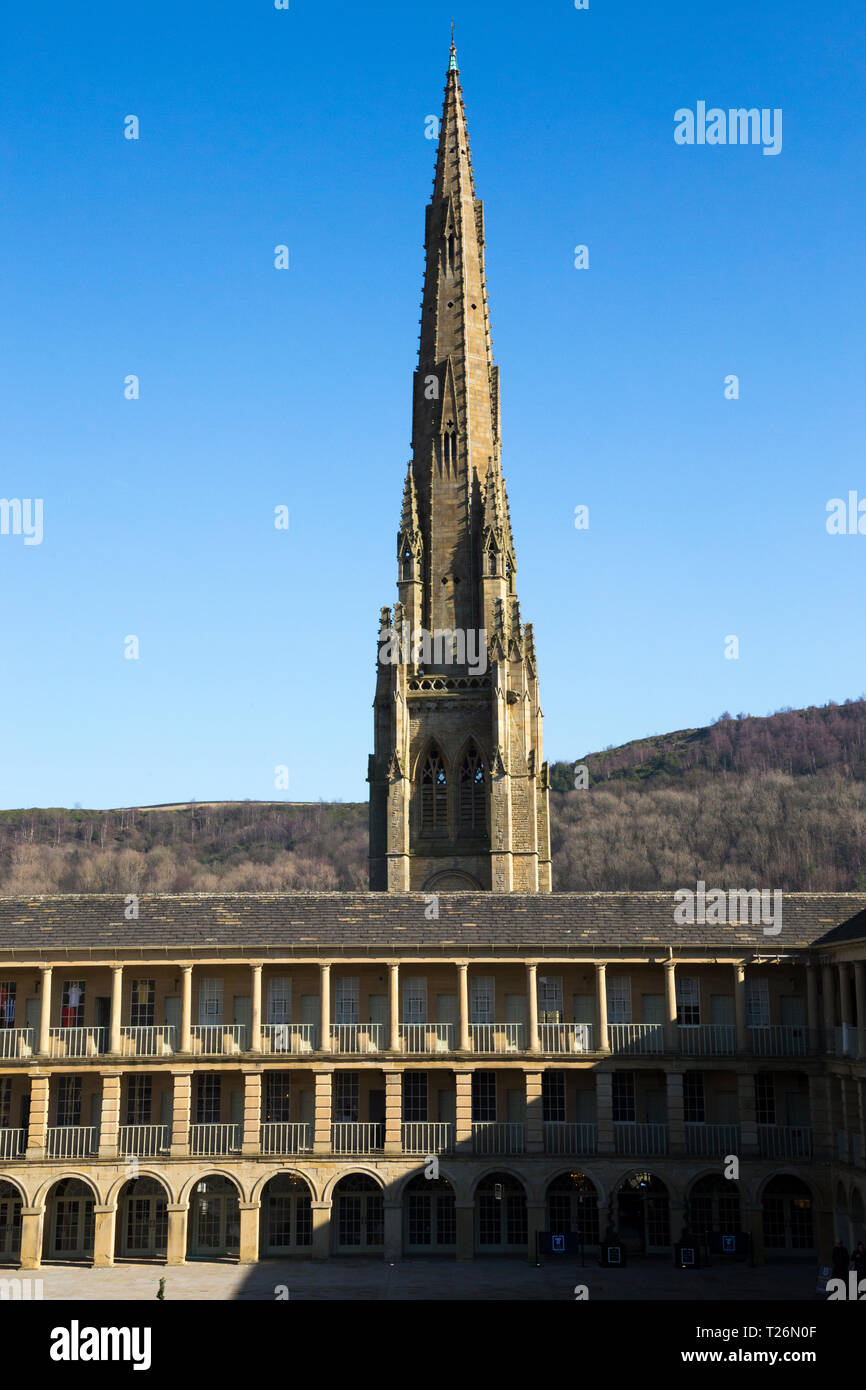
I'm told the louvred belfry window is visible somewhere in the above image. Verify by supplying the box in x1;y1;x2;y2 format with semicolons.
459;743;485;828
421;747;448;830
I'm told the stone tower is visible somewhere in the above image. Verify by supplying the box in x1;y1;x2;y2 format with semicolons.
368;40;552;893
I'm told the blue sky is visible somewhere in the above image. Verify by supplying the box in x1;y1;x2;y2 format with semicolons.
1;0;864;809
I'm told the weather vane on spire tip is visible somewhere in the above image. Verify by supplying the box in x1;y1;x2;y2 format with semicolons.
449;19;458;69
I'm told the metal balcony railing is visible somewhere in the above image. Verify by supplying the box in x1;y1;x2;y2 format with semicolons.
189;1123;241;1156
329;1024;385;1054
0;1129;25;1159
471;1122;526;1155
120;1026;176;1057
757;1124;812;1159
678;1025;736;1056
0;1029;34;1060
538;1023;594;1054
46;1126;97;1158
401;1122;454;1155
543;1121;597;1155
685;1123;740;1157
261;1024;317;1054
470;1023;525;1054
608;1024;664;1055
260;1122;313;1155
330;1122;384;1154
748;1025;807;1057
399;1023;455;1053
614;1122;669;1156
118;1124;170;1157
48;1027;106;1058
190;1025;247;1056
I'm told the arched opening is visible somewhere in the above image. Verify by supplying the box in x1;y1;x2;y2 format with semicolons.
761;1175;815;1255
546;1172;599;1248
458;741;486;831
615;1171;670;1253
260;1173;313;1256
0;1180;22;1264
403;1172;455;1255
420;745;448;833
688;1174;741;1241
43;1178;95;1263
187;1175;240;1261
115;1176;168;1261
332;1174;383;1254
475;1172;526;1254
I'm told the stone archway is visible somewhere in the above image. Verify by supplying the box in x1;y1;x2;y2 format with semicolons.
260;1173;313;1256
115;1176;169;1261
43;1178;96;1263
0;1180;23;1265
187;1174;241;1261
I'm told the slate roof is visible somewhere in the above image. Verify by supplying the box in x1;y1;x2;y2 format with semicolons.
0;892;862;954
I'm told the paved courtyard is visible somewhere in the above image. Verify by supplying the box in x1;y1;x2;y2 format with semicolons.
21;1258;820;1301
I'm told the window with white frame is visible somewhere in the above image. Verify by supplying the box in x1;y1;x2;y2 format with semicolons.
746;978;770;1029
402;1072;428;1122
0;1078;10;1128
606;977;631;1025
334;1073;359;1123
265;1073;291;1123
56;1075;82;1127
125;1074;152;1126
471;1071;496;1122
195;1074;221;1125
402;978;427;1024
538;976;563;1024
267;978;292;1026
129;980;155;1029
198;978;223;1027
683;1072;705;1124
0;981;16;1029
612;1072;635;1123
542;1071;566;1123
676;977;700;1027
61;981;85;1028
334;978;359;1025
755;1072;775;1125
471;977;495;1024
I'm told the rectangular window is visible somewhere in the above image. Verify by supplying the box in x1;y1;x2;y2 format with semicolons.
683;1072;705;1124
61;981;85;1028
676;977;700;1027
538;976;563;1024
198;979;223;1027
0;981;16;1029
56;1075;82;1127
402;1073;428;1122
471;1071;496;1123
195;1074;221;1125
129;980;155;1029
542;1071;566;1123
471;977;494;1024
402;978;427;1024
125;1074;153;1126
267;978;292;1026
334;978;359;1025
0;1078;10;1128
334;1073;359;1124
612;1072;635;1123
607;977;631;1024
265;1073;292;1123
755;1073;775;1125
746;979;770;1029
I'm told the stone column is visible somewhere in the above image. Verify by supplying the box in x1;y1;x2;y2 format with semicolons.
742;1204;764;1266
527;963;539;1052
238;1201;260;1263
250;964;262;1054
855;962;866;1062
455;1069;473;1155
734;962;748;1052
665;1071;685;1155
109;965;123;1055
18;1208;45;1270
525;1070;544;1155
525;1201;546;1264
808;1072;833;1162
98;1071;121;1159
664;960;678;1052
384;1071;402;1156
806;963;820;1055
180;965;192;1053
737;1071;759;1156
595;1070;614;1156
93;1206;116;1268
311;1200;330;1260
38;965;52;1056
170;1069;192;1157
388;962;400;1052
242;1068;262;1157
25;1074;49;1160
383;1200;402;1263
457;962;470;1051
320;963;331;1053
455;1202;474;1261
838;962;852;1056
822;964;836;1054
313;1069;333;1155
165;1204;188;1265
595;962;609;1055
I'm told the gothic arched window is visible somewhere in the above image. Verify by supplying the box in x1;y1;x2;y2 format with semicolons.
421;746;448;831
459;742;486;829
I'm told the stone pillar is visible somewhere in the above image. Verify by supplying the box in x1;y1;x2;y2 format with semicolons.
383;1200;402;1262
859;1077;866;1170
311;1201;330;1259
742;1204;765;1266
525;1070;544;1154
313;1069;333;1155
98;1071;121;1159
320;963;331;1053
457;962;470;1051
664;960;678;1052
596;1070;614;1155
822;964;836;1054
18;1208;44;1270
38;965;52;1056
93;1206;116;1267
527;963;539;1052
242;1069;262;1157
806;963;820;1055
170;1070;192;1157
526;1201;546;1264
389;962;400;1052
25;1074;49;1160
109;965;123;1055
808;1072;833;1162
455;1069;473;1155
455;1202;474;1261
180;966;192;1053
238;1201;260;1263
855;962;866;1062
595;962;609;1055
737;1071;759;1156
665;1071;685;1155
734;962;748;1052
839;962;852;1027
250;964;262;1053
384;1071;402;1157
165;1204;187;1265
